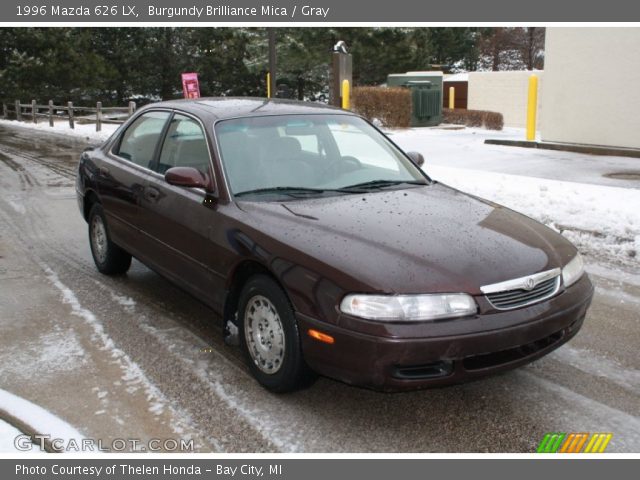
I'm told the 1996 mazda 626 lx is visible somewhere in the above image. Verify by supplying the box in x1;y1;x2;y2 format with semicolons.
77;98;594;392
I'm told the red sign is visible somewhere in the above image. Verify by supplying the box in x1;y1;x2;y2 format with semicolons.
181;72;201;99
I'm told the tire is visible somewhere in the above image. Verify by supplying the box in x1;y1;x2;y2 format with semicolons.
88;203;132;275
238;275;315;393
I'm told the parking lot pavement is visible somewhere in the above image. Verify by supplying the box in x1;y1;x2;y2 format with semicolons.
0;123;638;452
391;126;640;190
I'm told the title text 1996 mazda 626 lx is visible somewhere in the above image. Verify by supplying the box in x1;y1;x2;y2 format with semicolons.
76;98;594;392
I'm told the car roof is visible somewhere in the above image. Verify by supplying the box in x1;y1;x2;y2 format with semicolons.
142;97;355;122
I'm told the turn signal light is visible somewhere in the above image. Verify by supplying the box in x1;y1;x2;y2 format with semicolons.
307;329;335;344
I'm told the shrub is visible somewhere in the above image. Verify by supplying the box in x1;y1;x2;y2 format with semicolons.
443;108;504;130
351;87;411;128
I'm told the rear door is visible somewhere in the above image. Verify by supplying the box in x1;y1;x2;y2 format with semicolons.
99;110;170;252
138;112;222;303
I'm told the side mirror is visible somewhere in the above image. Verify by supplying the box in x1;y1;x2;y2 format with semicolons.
406;151;425;167
165;167;208;190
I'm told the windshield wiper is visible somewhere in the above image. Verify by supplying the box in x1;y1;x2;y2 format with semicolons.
341;179;428;191
235;186;360;197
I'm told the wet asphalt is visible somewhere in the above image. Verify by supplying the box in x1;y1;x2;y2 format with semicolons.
0;124;638;453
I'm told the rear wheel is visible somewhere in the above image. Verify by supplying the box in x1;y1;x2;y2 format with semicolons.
88;204;131;275
238;275;315;392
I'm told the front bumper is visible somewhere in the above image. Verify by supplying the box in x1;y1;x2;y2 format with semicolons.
297;274;594;391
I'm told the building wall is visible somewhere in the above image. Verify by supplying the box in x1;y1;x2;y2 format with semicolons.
443;81;468;109
541;28;640;149
467;71;542;128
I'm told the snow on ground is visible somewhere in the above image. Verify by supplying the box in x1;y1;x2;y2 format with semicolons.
38;262;198;446
0;419;48;453
0;419;26;453
0;118;118;143
0;388;84;452
427;164;640;264
39;263;169;417
1;328;88;378
391;127;640;267
390;126;640;189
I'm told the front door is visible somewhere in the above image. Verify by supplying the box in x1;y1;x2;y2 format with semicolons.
138;113;222;304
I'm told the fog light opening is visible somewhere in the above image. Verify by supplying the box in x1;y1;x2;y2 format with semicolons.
392;361;453;380
307;329;335;344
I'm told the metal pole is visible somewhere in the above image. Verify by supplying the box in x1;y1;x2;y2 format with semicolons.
266;73;271;98
96;101;102;132
31;99;37;124
68;101;74;129
341;80;350;110
48;100;54;127
526;74;538;141
268;29;277;100
15;100;21;121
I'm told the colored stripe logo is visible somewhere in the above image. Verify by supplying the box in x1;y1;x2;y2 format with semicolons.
537;433;613;453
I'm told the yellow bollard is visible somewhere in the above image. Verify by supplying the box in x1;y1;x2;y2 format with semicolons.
266;73;271;99
449;86;455;109
341;79;350;110
526;74;538;141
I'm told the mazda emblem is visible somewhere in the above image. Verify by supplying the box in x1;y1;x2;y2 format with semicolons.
523;278;536;291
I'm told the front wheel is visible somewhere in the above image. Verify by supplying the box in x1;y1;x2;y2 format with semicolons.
238;275;315;392
88;203;132;275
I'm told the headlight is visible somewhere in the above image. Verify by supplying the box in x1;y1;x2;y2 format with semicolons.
340;293;477;322
562;253;585;288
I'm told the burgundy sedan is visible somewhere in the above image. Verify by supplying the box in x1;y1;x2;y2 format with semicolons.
76;98;594;392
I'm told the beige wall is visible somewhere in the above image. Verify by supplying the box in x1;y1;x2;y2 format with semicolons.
541;28;640;149
468;71;542;128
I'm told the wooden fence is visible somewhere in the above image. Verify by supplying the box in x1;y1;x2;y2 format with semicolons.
1;100;137;131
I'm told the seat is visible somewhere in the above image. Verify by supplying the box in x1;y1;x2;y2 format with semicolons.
260;137;314;187
175;138;210;174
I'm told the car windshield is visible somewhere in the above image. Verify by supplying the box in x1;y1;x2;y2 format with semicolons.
215;114;428;199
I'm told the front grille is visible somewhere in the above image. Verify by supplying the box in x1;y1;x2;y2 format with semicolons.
463;330;564;371
485;275;560;310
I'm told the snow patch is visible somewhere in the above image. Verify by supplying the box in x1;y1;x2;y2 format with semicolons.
110;292;136;312
139;323;302;452
0;419;26;453
7;200;26;214
0;119;118;143
39;264;174;426
425;164;640;267
0;388;84;451
0;329;88;378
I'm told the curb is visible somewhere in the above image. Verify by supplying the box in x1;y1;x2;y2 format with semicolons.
0;388;84;453
484;139;640;159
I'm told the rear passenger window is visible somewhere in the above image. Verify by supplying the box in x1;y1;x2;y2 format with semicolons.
116;111;170;169
157;114;210;175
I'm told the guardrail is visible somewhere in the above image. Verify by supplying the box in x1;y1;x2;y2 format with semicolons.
1;100;137;131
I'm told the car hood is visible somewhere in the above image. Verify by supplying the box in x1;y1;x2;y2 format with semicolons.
236;183;576;295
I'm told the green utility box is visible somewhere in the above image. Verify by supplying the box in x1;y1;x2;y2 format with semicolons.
387;72;443;127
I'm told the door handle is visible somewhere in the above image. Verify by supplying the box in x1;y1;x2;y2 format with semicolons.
98;166;110;177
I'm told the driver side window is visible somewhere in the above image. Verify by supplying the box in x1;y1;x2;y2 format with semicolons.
115;111;170;169
157;114;211;176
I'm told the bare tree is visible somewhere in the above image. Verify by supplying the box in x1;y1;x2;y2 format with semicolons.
516;27;545;70
477;27;545;71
